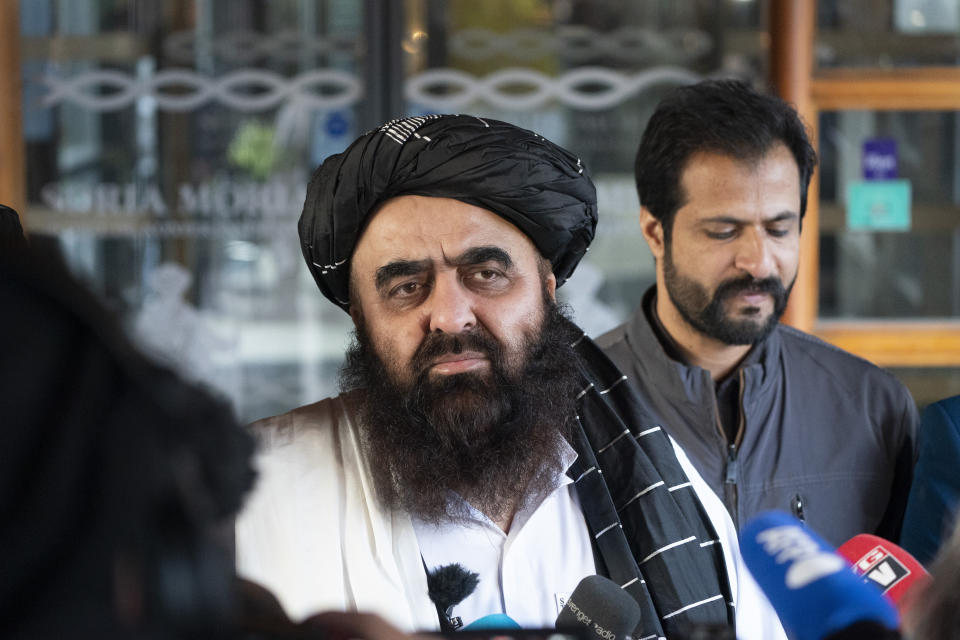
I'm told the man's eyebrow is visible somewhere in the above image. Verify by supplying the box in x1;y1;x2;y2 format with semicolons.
766;211;799;223
373;247;514;292
445;246;514;269
700;211;798;225
375;258;432;292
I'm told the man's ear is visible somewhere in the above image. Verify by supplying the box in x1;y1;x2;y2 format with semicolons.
639;206;665;260
349;302;363;328
545;271;557;302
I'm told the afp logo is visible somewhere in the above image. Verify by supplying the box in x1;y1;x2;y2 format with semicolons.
850;545;910;593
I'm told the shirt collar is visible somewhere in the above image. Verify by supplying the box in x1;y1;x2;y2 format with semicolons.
416;431;579;533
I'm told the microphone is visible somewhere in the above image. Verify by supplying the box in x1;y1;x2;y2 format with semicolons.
740;511;900;640
555;575;642;640
837;534;930;616
425;563;479;631
463;613;521;629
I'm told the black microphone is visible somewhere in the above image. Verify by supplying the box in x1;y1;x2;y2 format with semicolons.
425;563;479;631
555;575;642;640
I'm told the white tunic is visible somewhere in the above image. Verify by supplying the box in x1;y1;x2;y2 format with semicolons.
411;440;595;629
235;392;785;640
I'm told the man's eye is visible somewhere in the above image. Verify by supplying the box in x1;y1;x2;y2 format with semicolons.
767;226;791;238
464;268;509;291
390;281;423;298
467;268;506;285
706;229;735;240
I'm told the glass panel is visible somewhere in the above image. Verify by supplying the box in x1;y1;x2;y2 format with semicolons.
20;0;768;422
817;0;960;68
21;0;365;422
818;110;960;319
404;0;768;336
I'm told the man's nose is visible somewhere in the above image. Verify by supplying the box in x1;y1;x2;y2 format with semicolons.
734;229;776;280
426;275;477;334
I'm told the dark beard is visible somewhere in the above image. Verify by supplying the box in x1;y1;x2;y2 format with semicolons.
339;302;583;525
663;244;794;346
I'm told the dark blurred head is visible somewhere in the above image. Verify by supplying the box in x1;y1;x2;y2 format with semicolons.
0;246;256;638
908;516;960;640
635;79;816;242
0;204;27;252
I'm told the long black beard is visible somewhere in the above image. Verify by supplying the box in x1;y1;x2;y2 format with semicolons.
339;303;583;525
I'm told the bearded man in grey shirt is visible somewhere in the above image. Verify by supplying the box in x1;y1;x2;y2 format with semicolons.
596;79;917;546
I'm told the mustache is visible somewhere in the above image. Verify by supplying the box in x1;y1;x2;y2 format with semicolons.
409;327;502;374
714;275;786;301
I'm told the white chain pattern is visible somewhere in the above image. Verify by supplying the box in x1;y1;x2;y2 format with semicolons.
41;68;361;112
42;66;702;113
406;66;703;111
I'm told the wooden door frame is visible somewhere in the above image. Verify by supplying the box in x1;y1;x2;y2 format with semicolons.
0;0;25;217
771;0;960;367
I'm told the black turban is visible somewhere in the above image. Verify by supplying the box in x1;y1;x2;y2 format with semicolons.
299;114;598;311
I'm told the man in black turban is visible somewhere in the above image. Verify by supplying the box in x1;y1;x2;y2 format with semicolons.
298;114;596;310
235;115;785;640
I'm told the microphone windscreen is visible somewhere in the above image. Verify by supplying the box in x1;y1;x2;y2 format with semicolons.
837;534;930;615
740;511;899;640
463;614;521;630
555;575;642;640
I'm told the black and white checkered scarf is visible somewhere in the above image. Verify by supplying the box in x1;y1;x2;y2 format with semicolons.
567;326;733;639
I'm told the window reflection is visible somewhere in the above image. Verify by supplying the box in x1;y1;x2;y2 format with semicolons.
818;110;960;319
20;0;767;421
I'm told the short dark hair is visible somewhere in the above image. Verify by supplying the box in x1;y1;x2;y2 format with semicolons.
635;79;817;237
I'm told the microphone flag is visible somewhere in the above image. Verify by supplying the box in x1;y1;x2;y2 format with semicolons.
837;534;930;616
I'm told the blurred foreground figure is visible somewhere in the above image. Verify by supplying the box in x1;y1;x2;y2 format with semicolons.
235;115;785;640
905;517;960;640
1;203;27;251
596;80;917;545
0;241;258;638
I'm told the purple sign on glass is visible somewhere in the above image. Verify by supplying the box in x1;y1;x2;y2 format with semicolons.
863;138;898;180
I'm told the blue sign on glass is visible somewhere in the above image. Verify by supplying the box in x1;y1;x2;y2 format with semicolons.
863;138;898;180
846;180;911;231
326;111;349;136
